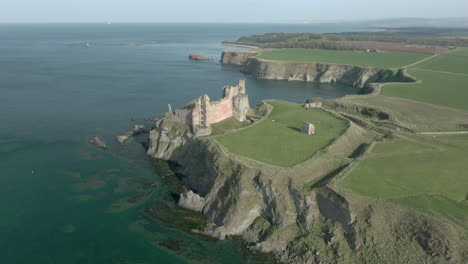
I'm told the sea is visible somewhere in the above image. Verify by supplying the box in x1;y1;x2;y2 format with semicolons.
0;23;363;264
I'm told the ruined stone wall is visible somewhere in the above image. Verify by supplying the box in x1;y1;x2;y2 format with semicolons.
166;80;249;127
173;109;192;125
191;102;202;127
204;98;235;126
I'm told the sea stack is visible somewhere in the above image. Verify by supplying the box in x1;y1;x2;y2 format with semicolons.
188;53;209;61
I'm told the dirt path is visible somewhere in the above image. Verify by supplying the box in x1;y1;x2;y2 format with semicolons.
411;68;468;77
419;131;468;135
403;54;439;68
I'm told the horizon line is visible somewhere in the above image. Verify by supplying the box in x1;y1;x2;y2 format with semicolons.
1;16;468;25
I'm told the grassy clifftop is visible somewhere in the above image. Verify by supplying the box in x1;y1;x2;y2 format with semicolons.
338;134;468;231
215;101;348;167
383;48;468;111
257;48;431;69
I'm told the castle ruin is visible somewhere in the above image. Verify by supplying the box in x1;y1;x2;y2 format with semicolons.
165;80;250;128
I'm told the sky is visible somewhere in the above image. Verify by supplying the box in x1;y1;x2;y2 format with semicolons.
1;0;468;23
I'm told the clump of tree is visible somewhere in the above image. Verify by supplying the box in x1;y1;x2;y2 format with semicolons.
237;33;362;51
232;28;468;50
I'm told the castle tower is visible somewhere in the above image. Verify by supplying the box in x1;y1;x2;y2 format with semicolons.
238;79;246;93
200;94;210;127
165;104;175;119
232;80;249;122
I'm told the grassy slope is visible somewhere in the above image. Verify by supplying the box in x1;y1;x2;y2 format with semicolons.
257;49;431;68
414;48;468;74
382;48;468;111
343;95;468;132
210;117;250;135
215;101;347;167
382;69;468;111
339;48;468;232
339;135;468;229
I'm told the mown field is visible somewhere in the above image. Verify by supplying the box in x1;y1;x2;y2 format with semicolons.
339;134;468;229
215;101;347;167
382;69;468;111
382;48;468;111
257;49;431;68
210;117;250;135
414;48;468;75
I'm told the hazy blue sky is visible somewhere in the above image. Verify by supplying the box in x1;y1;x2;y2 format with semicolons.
1;0;468;23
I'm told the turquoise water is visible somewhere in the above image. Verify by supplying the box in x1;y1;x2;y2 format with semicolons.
0;24;360;263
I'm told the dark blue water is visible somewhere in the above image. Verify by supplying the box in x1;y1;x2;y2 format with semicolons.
0;24;359;263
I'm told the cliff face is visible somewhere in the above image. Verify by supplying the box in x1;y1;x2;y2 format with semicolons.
242;58;414;88
221;50;415;89
146;114;468;263
221;50;260;66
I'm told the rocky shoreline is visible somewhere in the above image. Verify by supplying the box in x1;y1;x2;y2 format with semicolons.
135;50;467;263
142;99;468;263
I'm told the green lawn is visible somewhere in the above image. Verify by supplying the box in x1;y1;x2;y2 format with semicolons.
382;69;468;111
339;135;468;229
210;117;250;135
215;101;347;167
415;48;468;75
257;49;431;69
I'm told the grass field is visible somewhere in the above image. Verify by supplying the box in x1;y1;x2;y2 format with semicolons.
257;49;431;69
414;48;468;75
210;117;250;135
215;101;347;167
339;135;468;229
382;69;468;111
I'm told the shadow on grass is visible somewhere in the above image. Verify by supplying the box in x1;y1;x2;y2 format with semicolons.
348;143;370;159
310;164;349;189
287;126;301;133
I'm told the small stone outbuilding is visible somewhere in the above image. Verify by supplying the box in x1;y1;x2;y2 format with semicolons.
304;98;322;109
301;122;315;135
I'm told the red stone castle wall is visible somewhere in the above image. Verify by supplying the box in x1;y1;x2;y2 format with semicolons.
205;99;234;125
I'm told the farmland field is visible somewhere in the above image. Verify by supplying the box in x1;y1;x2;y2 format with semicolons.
215;100;347;167
382;69;468;111
257;48;431;68
414;48;468;74
339;134;468;229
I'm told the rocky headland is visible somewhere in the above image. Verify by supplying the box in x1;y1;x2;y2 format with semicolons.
116;124;148;143
221;50;416;90
221;50;261;66
144;87;468;263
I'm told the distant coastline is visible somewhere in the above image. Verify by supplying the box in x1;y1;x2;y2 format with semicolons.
221;41;259;49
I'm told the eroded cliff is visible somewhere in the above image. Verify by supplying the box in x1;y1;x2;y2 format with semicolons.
146;105;468;263
242;58;415;88
221;50;415;89
221;50;261;66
